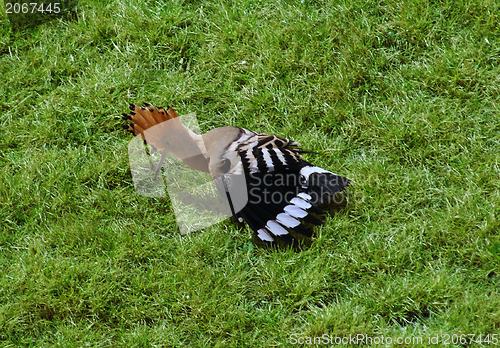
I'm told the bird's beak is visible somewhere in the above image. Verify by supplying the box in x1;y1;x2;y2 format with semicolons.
153;149;169;180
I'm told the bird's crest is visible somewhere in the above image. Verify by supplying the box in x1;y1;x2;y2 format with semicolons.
121;103;199;161
122;103;179;146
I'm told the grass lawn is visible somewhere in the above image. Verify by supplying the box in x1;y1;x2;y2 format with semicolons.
1;0;499;346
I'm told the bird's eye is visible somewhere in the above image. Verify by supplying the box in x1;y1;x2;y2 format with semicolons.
220;158;231;173
165;141;170;146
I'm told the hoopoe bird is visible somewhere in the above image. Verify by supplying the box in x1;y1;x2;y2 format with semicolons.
122;103;350;246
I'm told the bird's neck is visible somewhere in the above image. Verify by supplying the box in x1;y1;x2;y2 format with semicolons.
169;124;210;173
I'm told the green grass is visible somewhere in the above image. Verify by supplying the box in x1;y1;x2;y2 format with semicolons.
1;0;499;346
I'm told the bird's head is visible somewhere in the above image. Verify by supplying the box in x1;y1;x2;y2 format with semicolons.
122;103;183;151
122;103;209;176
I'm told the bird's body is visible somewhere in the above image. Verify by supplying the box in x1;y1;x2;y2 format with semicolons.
123;103;349;246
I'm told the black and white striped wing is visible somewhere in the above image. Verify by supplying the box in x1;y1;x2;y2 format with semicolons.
232;131;350;245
